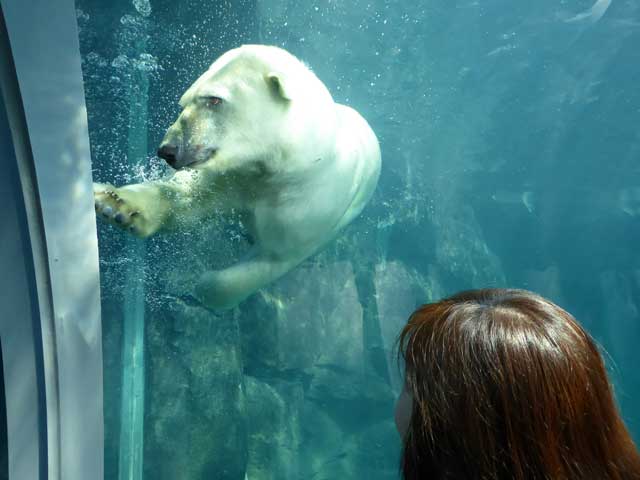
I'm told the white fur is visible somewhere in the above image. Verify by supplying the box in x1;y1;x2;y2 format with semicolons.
94;45;381;309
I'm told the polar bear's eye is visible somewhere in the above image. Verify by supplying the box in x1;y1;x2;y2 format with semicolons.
206;96;223;106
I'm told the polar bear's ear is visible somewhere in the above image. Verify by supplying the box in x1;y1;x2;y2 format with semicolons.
265;72;293;102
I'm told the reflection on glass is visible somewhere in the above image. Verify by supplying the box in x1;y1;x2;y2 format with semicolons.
77;0;640;479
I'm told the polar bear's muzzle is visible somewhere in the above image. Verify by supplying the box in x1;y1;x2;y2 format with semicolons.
158;141;216;170
158;143;180;168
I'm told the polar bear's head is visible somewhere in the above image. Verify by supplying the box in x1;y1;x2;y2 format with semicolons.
157;45;335;172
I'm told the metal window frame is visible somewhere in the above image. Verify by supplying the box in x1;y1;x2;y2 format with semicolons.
0;0;103;479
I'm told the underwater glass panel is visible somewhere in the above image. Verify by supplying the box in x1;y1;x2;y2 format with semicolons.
76;0;640;479
0;341;7;480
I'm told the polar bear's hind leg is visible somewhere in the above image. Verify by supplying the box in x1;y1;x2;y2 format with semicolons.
194;253;301;310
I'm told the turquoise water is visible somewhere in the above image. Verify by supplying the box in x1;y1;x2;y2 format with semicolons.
77;0;640;478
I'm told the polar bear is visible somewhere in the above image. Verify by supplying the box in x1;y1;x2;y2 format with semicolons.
94;45;381;309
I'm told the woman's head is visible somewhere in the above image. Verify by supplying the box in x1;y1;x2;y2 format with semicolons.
396;288;640;480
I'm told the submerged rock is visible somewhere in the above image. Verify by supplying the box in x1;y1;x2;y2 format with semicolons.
144;300;247;480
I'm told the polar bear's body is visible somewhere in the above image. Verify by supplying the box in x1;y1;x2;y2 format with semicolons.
94;45;381;309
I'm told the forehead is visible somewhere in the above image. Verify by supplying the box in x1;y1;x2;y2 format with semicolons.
178;50;262;107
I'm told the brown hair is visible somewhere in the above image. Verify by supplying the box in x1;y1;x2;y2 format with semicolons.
397;288;640;480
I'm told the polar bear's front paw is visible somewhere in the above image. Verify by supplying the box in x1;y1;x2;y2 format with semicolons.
94;183;151;238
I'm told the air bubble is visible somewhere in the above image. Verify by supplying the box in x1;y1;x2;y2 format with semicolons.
120;14;141;26
135;53;161;72
111;55;130;69
133;0;151;17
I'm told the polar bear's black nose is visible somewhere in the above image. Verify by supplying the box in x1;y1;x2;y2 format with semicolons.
158;144;178;166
